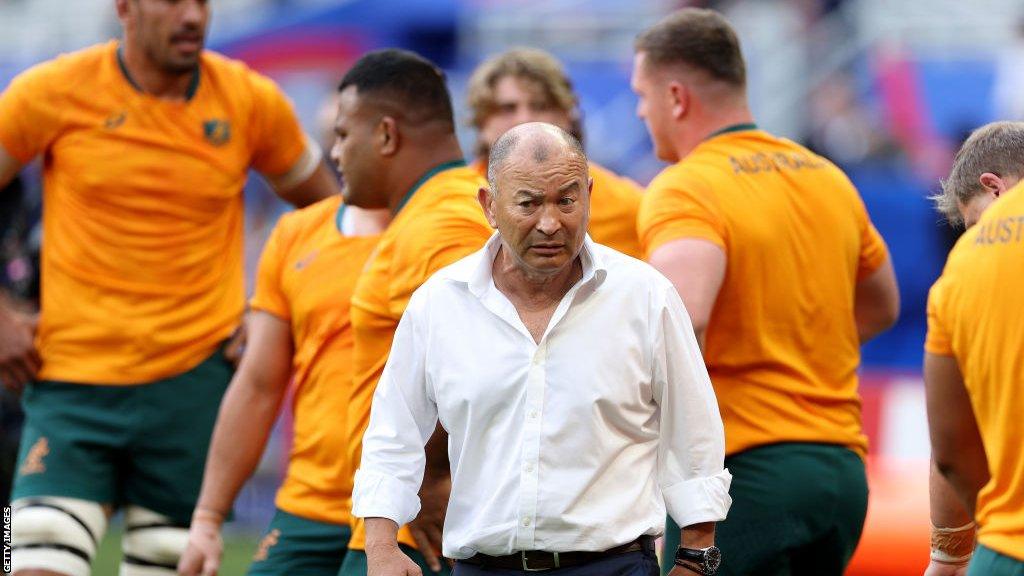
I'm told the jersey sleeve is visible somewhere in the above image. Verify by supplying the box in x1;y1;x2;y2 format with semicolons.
0;62;64;163
854;196;890;281
388;207;492;318
247;73;308;179
249;215;293;320
638;171;727;260
924;276;953;356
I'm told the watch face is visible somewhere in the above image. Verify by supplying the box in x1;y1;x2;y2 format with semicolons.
704;546;722;572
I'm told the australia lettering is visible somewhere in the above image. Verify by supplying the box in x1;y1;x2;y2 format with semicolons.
729;151;826;175
974;214;1024;246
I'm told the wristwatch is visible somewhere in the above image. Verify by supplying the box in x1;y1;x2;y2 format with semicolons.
674;545;721;575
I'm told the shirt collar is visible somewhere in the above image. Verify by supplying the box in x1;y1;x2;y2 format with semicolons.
393;159;467;216
459;233;607;298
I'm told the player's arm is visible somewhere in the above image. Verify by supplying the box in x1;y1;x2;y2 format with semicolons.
925;460;975;575
647;239;726;349
924;352;988;516
178;311;293;576
0;151;40;389
264;135;339;208
854;256;900;343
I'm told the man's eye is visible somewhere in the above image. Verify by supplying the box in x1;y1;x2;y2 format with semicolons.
518;201;533;208
559;197;575;205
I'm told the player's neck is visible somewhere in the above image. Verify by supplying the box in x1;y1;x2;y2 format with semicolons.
699;105;756;141
119;42;197;101
386;139;465;214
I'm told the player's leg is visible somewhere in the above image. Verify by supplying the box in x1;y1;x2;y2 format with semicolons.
246;508;351;575
967;545;1024;576
338;545;453;576
121;348;233;574
788;445;868;576
10;497;110;576
10;381;127;576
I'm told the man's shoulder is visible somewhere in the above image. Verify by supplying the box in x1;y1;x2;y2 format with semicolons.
12;42;113;90
199;49;286;99
274;195;340;236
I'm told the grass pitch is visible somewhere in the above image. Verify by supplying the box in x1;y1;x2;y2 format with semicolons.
93;528;258;575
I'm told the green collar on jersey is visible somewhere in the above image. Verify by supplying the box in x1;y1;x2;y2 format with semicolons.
393;159;467;216
705;122;759;141
116;44;200;101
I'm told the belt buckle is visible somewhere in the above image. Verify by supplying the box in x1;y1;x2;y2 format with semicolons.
521;550;559;571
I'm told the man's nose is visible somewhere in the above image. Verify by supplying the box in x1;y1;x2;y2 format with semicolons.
181;0;206;27
535;204;562;235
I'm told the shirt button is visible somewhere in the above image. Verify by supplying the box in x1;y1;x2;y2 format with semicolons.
525;463;534;473
522;517;531;527
529;411;538;419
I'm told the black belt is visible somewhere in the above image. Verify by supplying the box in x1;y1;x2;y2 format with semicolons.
460;535;655;572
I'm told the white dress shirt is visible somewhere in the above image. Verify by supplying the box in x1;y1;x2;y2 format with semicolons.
352;234;731;559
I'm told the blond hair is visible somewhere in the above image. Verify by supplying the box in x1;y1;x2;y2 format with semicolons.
935;121;1024;226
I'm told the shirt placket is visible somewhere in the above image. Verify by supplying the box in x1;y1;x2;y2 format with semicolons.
516;340;546;550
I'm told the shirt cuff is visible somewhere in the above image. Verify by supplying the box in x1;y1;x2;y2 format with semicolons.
351;468;422;527
663;468;733;527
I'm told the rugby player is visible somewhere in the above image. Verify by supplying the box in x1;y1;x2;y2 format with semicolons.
176;196;386;576
924;121;1024;576
466;48;643;258
331;49;493;576
631;9;900;575
0;0;337;574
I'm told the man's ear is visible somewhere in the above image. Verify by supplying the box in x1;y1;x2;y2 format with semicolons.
478;187;498;228
668;80;689;121
115;0;130;22
979;172;1006;198
378;116;399;157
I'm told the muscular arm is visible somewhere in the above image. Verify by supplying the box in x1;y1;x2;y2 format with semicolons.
854;257;900;343
648;239;726;348
267;138;339;208
194;311;294;516
924;352;989;517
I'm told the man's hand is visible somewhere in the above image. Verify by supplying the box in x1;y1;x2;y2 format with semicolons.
408;472;451;572
367;542;423;576
924;559;969;576
177;515;223;576
0;309;39;392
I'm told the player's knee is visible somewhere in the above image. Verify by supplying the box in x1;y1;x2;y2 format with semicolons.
11;496;107;576
120;506;189;575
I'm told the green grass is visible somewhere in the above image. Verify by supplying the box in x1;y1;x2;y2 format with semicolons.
93;528;258;575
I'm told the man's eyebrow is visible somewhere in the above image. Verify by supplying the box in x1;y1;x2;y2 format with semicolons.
513;189;544;198
558;181;581;194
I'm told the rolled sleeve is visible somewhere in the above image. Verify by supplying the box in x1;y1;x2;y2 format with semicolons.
351;469;422;526
662;470;733;526
351;292;439;525
652;283;732;526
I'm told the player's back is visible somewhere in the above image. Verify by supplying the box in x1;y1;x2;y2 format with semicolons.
641;127;889;456
925;183;1024;561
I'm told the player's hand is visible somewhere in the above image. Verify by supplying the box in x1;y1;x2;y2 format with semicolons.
366;542;423;576
0;309;39;393
177;517;223;576
223;313;249;368
924;559;969;576
409;472;451;572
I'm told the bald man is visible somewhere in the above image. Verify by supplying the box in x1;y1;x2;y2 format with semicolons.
351;122;731;576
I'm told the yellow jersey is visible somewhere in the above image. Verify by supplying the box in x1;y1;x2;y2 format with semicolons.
348;162;492;550
250;195;378;525
0;41;308;385
638;126;889;457
925;182;1024;562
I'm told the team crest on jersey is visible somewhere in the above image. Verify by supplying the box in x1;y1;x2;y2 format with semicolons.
203;119;231;146
19;437;49;476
